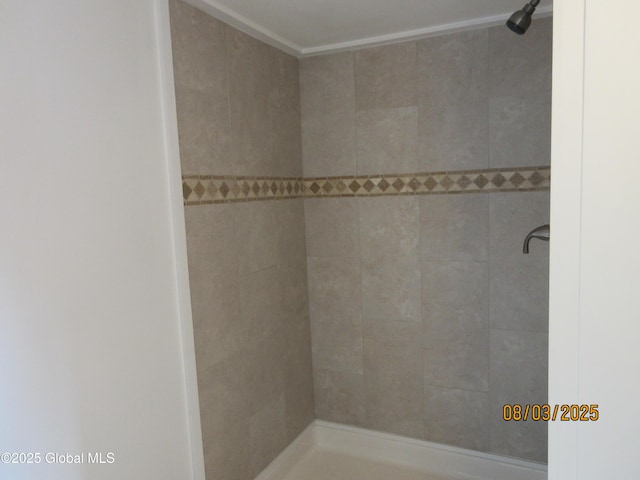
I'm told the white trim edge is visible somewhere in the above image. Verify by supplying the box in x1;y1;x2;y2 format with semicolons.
300;7;553;57
179;2;552;58
184;0;302;56
154;1;206;479
256;420;547;480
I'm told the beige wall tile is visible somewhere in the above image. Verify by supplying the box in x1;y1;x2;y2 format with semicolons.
489;329;548;462
489;329;548;406
269;48;301;113
244;333;286;416
489;93;552;168
355;42;418;110
359;197;419;258
420;194;489;262
300;52;355;117
280;255;310;329
424;387;490;451
185;205;245;368
275;199;308;264
304;198;359;258
228;95;273;176
489;192;549;332
363;317;421;378
422;261;489;347
197;354;253;478
490;414;547;463
300;52;356;177
314;368;366;426
226;26;273;175
422;260;490;393
169;0;227;95
364;317;423;438
234;201;279;275
200;416;250;480
172;3;311;476
489;192;550;257
490;253;549;333
307;257;363;374
174;86;231;175
302;110;356;177
423;336;489;391
365;371;424;439
418;96;488;171
250;394;288;477
240;267;282;345
197;353;250;432
284;316;313;388
277;200;311;324
271;107;303;177
489;17;552;98
359;196;420;330
284;320;315;440
418;29;489;171
285;377;315;441
418;29;488;100
191;279;245;371
356;106;419;175
184;204;238;289
361;255;421;322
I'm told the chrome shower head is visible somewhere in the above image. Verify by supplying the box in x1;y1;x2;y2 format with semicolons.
506;0;541;35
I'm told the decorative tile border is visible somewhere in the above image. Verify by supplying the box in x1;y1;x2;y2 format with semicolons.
183;166;550;205
183;176;304;205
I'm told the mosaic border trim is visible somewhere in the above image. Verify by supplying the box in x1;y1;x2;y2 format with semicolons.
183;166;550;205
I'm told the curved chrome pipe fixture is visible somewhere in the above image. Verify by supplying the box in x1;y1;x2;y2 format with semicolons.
523;224;550;254
506;0;540;35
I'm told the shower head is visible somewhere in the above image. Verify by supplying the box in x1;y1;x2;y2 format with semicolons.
506;0;541;35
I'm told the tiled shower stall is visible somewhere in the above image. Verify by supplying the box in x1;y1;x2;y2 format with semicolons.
170;1;551;478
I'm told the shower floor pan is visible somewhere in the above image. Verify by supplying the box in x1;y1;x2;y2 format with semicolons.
256;421;547;480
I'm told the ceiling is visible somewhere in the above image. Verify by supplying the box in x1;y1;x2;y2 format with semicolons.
185;0;553;57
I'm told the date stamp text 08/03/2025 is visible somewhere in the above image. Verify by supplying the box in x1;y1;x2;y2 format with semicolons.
503;404;599;422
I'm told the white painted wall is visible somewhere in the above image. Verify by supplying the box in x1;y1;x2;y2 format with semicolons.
0;1;204;479
550;0;640;478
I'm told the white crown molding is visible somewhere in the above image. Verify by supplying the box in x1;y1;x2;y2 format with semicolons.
184;0;303;56
185;1;552;58
301;6;553;57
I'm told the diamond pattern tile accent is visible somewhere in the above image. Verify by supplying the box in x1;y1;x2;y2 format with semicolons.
424;177;439;191
529;171;544;186
194;182;205;198
440;176;454;191
363;180;375;192
492;174;506;188
510;172;526;186
457;175;471;190
183;182;193;199
392;178;405;191
474;175;489;189
182;166;550;205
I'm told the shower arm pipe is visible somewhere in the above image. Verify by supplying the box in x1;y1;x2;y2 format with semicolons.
523;224;550;254
520;0;541;14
